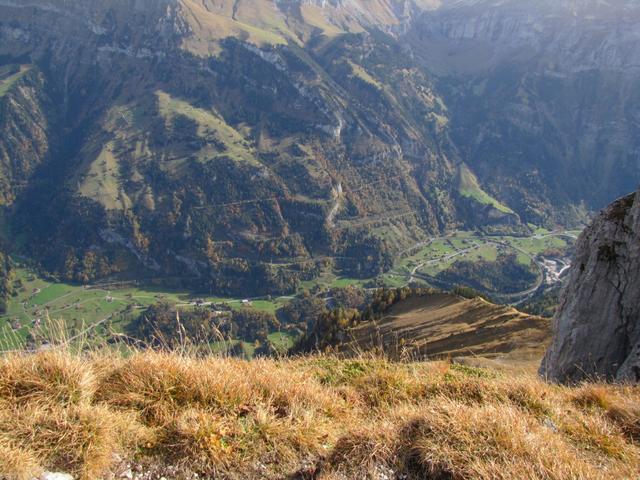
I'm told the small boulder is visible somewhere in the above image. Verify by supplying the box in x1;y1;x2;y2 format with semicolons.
40;473;74;480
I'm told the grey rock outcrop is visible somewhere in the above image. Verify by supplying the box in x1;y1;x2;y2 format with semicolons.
540;189;640;383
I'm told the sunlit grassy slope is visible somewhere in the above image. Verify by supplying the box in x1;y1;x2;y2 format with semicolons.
0;350;638;479
78;143;126;211
458;163;514;214
340;293;551;369
156;90;259;165
0;65;31;98
176;0;434;54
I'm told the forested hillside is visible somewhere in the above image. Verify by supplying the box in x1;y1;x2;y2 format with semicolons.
0;0;637;295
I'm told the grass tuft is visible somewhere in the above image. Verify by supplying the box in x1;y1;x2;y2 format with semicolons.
0;351;638;479
573;384;640;442
0;351;96;408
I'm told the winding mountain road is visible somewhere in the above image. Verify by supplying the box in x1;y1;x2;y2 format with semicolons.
398;230;578;304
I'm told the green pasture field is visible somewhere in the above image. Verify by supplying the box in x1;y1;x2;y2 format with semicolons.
0;265;289;351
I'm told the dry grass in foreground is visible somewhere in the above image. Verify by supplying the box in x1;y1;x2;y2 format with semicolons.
0;350;638;480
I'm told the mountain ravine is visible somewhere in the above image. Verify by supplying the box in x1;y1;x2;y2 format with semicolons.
0;0;639;295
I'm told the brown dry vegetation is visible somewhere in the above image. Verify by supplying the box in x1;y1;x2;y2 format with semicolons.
0;350;638;480
339;294;551;371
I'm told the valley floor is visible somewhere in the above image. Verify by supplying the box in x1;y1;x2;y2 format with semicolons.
0;350;638;480
0;229;579;354
383;229;579;303
0;266;294;355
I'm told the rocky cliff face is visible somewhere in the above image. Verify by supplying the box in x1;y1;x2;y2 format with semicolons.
541;189;640;383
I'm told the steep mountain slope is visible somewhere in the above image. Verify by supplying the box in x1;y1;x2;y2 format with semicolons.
408;0;640;223
0;0;464;294
541;189;640;383
0;65;56;206
0;0;638;294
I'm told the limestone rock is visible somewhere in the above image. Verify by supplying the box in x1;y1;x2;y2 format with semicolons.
40;473;74;480
540;190;640;383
